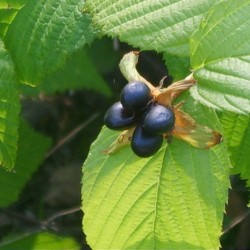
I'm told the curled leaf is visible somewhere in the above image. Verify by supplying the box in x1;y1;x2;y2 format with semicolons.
119;51;154;90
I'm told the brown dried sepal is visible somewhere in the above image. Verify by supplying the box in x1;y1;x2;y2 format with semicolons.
152;74;196;106
172;106;222;149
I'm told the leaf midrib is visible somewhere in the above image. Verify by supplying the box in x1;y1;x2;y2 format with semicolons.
152;147;166;249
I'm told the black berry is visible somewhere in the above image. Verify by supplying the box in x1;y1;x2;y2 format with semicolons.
104;102;136;130
131;125;163;158
120;81;151;111
143;104;175;134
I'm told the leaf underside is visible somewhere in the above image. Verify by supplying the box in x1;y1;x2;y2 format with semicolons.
190;0;250;114
5;0;95;85
0;39;20;170
86;0;217;56
82;96;230;250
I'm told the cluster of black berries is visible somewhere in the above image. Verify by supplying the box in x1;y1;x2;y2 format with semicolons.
104;81;175;157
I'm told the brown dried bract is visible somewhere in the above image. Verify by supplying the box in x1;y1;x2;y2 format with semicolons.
153;74;196;106
172;107;222;149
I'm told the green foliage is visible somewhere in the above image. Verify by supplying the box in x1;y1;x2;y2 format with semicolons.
0;0;112;248
5;0;95;85
190;0;250;113
0;0;27;38
82;0;250;249
0;120;51;207
163;53;190;81
83;96;230;249
0;0;249;249
87;37;120;75
20;47;111;96
0;232;80;250
220;112;250;186
86;0;217;56
0;39;20;170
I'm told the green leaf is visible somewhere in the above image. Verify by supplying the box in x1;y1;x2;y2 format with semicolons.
0;39;20;170
82;97;230;249
0;0;27;38
163;52;190;81
0;120;51;207
20;47;111;96
190;0;250;114
219;112;250;186
86;37;120;75
86;0;217;56
0;232;79;250
5;0;95;85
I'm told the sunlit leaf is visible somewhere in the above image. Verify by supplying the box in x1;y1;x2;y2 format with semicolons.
86;0;217;56
219;112;250;187
82;96;230;249
190;0;250;113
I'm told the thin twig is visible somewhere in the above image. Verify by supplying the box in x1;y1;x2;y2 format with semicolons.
44;206;81;224
1;209;39;226
45;112;100;158
1;205;81;231
222;209;250;235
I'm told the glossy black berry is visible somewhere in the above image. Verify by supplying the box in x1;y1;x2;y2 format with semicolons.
120;81;151;111
143;104;175;134
104;102;136;130
131;125;163;158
